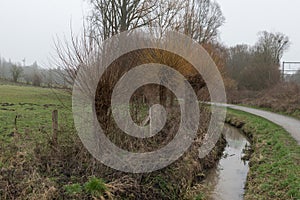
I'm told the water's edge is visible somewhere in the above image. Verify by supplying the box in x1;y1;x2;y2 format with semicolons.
205;125;250;200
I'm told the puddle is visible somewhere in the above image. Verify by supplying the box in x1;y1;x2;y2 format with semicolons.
205;125;250;200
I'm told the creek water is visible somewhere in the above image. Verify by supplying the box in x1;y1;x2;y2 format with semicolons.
205;125;250;200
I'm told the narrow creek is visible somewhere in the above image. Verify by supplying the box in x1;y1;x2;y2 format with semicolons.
205;125;250;200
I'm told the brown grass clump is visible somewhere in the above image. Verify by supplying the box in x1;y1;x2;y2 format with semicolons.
226;82;300;119
242;83;300;117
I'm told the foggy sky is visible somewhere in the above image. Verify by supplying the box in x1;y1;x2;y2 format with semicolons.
218;0;300;64
0;0;87;67
0;0;299;67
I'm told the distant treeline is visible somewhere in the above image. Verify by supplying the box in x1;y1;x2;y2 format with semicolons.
197;31;300;90
224;31;299;90
0;57;68;87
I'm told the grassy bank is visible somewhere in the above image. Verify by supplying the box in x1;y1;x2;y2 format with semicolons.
226;109;300;200
0;84;225;199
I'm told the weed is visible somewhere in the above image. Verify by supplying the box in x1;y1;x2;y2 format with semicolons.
84;177;108;198
194;193;205;200
64;183;82;195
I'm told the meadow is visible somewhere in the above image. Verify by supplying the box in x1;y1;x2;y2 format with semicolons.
0;84;72;138
0;84;77;199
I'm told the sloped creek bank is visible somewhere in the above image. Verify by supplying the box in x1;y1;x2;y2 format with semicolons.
207;115;255;200
204;124;251;200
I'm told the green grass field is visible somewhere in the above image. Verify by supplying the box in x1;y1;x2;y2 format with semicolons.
226;109;300;200
0;85;72;137
0;84;73;172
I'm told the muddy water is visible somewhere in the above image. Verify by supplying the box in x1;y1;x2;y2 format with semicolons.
205;125;250;200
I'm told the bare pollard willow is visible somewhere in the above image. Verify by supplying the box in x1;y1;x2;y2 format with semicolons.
55;0;225;86
70;28;226;172
54;0;227;173
53;0;226;131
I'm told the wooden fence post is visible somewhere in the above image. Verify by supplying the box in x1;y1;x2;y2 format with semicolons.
14;115;18;133
52;110;58;146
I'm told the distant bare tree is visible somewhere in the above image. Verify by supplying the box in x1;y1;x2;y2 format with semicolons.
24;74;32;84
225;31;290;90
32;72;42;86
255;31;290;65
240;53;281;90
46;69;54;87
225;44;252;83
0;57;3;79
10;65;23;82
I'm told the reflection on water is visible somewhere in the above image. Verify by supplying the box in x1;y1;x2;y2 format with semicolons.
205;125;250;200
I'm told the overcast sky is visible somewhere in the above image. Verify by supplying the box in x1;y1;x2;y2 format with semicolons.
0;0;87;67
218;0;300;64
0;0;299;67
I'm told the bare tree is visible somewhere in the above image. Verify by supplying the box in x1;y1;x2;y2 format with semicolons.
225;44;252;82
55;0;226;106
10;64;23;83
32;71;42;86
46;69;54;87
255;31;290;65
149;0;225;105
89;0;157;40
225;31;290;90
150;0;225;43
55;0;158;84
225;44;282;90
24;74;32;84
57;0;225;80
181;0;225;44
150;0;184;36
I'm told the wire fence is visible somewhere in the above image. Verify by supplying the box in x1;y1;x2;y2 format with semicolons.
280;61;300;82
